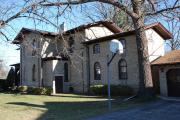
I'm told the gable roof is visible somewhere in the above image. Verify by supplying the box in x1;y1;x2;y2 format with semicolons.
151;50;180;66
82;22;172;45
12;27;57;44
63;21;123;34
12;21;123;44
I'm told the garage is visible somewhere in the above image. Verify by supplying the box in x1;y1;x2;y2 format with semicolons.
167;68;180;97
151;50;180;97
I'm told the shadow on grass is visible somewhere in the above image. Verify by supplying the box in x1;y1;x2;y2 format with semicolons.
6;95;152;120
7;100;110;120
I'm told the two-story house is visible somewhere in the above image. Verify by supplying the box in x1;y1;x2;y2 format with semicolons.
13;21;172;94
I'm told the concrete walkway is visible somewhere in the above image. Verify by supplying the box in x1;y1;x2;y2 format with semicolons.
87;100;180;120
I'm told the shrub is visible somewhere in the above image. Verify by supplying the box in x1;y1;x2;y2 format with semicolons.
31;87;46;95
27;87;35;94
69;87;74;93
44;87;53;95
90;85;106;95
18;86;28;92
90;84;134;96
30;87;52;95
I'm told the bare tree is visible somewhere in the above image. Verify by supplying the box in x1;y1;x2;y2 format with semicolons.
166;18;180;50
0;0;179;96
34;0;179;96
81;2;133;31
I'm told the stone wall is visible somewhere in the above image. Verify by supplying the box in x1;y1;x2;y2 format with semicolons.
88;35;140;91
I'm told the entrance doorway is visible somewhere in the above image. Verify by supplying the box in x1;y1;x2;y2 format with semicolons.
55;76;63;93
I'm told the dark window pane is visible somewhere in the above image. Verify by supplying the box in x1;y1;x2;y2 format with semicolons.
32;64;36;81
64;63;68;82
93;44;100;54
94;62;101;80
119;59;128;79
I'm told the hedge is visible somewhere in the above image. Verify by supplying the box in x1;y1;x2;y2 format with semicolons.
17;86;53;95
90;84;134;96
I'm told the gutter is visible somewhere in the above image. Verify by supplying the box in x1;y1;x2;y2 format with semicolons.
85;45;91;94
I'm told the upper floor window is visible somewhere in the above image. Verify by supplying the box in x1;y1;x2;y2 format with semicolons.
68;36;74;53
93;44;100;54
32;39;37;56
32;64;36;81
64;63;68;82
94;62;101;80
118;59;127;80
119;39;126;55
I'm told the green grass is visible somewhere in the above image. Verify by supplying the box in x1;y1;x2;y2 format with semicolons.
0;93;152;120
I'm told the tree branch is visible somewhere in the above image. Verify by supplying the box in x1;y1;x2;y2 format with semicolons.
146;5;180;16
39;0;138;19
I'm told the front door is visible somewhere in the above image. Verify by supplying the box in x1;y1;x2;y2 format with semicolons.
55;76;63;93
167;69;180;97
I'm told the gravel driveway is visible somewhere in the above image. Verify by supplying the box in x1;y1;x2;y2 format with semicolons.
87;99;180;120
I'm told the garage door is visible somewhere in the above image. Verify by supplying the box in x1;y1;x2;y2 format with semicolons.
167;68;180;97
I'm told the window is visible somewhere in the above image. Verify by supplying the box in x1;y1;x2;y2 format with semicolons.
119;59;127;79
64;63;68;82
68;36;74;53
119;39;126;55
93;44;100;54
32;39;37;56
94;62;101;80
32;64;36;81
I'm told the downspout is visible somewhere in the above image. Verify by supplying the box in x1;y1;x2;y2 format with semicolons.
85;45;91;94
81;51;84;93
38;55;41;87
38;40;42;87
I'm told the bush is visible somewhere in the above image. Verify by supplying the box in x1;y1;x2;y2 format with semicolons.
31;87;53;95
69;87;74;93
44;87;53;95
18;86;28;92
31;87;46;95
90;84;134;96
27;87;35;93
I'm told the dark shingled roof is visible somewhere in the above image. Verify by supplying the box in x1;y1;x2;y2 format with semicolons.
12;20;123;44
151;50;180;66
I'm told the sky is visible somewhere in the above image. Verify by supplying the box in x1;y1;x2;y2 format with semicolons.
0;0;177;69
0;0;96;68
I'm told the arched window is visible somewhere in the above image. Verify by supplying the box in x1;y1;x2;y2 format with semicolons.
119;59;127;79
94;62;101;80
68;36;74;53
32;64;36;81
64;63;68;82
32;39;37;56
93;44;100;54
68;36;74;47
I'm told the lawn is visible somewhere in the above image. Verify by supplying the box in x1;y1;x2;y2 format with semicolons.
0;93;149;120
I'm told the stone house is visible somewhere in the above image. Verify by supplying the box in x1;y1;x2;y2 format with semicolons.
13;21;172;94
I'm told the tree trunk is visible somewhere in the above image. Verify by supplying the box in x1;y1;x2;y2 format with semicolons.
131;0;153;96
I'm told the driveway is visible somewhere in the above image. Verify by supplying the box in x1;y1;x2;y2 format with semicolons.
87;99;180;120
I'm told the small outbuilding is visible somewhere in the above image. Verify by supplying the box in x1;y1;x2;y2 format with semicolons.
151;50;180;97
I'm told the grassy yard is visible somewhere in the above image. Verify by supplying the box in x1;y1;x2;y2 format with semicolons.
0;93;151;120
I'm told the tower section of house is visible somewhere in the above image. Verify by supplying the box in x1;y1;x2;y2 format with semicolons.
82;22;172;92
